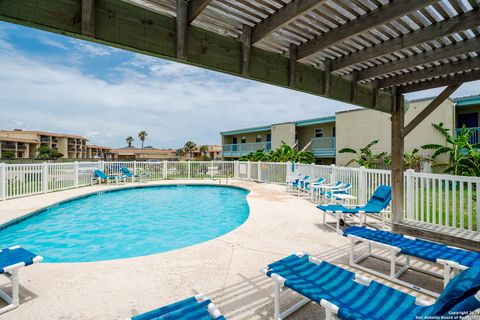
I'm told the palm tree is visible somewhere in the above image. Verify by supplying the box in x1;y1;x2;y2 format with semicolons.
126;136;134;147
339;140;387;169
183;141;197;158
199;145;209;159
422;123;480;175
138;131;148;150
239;143;315;164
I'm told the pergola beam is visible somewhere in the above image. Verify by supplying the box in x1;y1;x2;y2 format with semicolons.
358;37;480;81
81;0;95;37
176;0;188;60
331;9;480;71
241;25;251;76
403;84;461;138
398;70;480;93
251;0;326;44
188;0;212;23
0;0;394;113
379;57;480;89
297;0;435;60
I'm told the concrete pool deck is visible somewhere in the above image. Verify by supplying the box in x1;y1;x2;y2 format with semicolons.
0;180;442;319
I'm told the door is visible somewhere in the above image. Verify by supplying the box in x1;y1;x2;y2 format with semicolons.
232;137;238;152
457;113;478;129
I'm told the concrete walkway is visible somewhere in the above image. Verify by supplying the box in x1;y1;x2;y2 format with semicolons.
0;180;440;319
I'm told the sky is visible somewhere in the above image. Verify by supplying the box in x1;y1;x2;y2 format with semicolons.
1;22;479;149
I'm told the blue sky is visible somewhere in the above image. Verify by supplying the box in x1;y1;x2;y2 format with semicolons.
0;22;479;149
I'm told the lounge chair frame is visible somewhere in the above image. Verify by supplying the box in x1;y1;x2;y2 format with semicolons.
346;230;469;298
262;252;433;320
0;246;43;314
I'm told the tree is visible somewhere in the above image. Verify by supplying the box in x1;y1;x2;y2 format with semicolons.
183;141;197;158
1;150;15;159
384;148;433;172
422;123;480;176
36;146;63;160
339;140;388;169
138;131;148;150
199;145;209;156
126;136;134;147
239;143;316;164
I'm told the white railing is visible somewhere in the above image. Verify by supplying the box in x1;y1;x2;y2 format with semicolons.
0;160;477;233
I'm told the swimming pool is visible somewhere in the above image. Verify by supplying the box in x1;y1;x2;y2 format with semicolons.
0;185;250;263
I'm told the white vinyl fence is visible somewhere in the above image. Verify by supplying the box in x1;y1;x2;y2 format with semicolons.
0;160;478;232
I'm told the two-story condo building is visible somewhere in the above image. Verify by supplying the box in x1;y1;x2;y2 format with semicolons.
221;94;480;166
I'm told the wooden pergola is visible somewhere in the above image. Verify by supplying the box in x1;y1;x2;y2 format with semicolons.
1;0;479;238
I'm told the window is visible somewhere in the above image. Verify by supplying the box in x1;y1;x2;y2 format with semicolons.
241;136;246;143
266;134;271;142
256;134;262;142
314;128;324;138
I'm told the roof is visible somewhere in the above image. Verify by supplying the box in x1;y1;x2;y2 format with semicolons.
0;136;39;144
0;130;87;140
221;115;336;135
113;148;177;154
86;145;112;150
454;94;480;107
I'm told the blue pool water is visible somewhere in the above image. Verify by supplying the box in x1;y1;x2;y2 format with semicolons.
0;185;249;263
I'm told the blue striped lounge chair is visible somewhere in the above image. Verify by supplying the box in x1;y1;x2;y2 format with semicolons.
120;166;146;182
262;252;480;320
0;246;43;314
290;175;310;194
343;225;480;297
317;185;391;231
132;294;225;320
299;177;325;198
286;174;304;192
92;169;123;185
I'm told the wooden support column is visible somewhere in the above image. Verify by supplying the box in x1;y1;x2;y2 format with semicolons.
324;58;331;96
81;0;95;37
241;25;251;76
176;0;188;60
391;88;404;232
351;70;358;103
288;44;297;87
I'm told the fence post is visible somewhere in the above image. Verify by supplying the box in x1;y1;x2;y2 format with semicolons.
258;161;262;182
42;162;49;193
188;161;191;179
163;160;168;179
330;164;336;183
0;163;5;201
405;169;414;220
247;161;251;180
210;162;214;180
234;161;239;179
133;161;137;175
311;163;315;178
99;160;105;172
358;166;366;204
74;161;79;188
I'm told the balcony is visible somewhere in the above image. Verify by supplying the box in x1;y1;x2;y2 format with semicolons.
457;127;479;145
1;143;16;150
40;136;50;143
16;144;27;150
311;137;336;157
222;142;271;157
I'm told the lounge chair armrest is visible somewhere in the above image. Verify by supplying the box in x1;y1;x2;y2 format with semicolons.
320;299;339;315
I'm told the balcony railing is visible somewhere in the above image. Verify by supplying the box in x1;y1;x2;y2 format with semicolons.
222;142;271;157
311;137;336;157
457;127;480;145
40;136;50;143
1;143;16;150
16;144;27;150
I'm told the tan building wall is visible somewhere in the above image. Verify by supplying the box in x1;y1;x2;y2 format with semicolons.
296;122;335;150
335;99;455;168
222;130;271;144
271;123;295;149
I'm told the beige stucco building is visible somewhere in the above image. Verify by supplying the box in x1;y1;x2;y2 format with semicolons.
0;130;112;160
220;94;480;167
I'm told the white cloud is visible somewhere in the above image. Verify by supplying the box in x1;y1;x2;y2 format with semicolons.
1;34;479;149
70;39;113;56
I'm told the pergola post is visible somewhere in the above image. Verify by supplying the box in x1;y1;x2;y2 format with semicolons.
391;89;404;232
